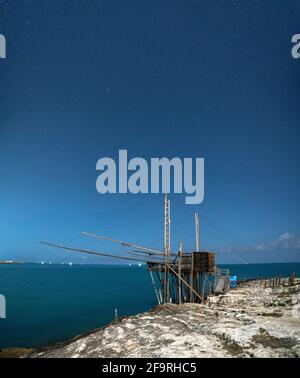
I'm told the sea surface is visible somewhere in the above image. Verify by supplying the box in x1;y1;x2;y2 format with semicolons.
0;262;299;349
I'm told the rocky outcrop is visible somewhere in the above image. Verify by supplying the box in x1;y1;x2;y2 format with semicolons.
28;280;300;358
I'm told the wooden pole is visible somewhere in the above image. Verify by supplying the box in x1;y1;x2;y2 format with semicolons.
149;268;161;305
168;264;203;302
190;253;193;303
190;212;198;303
39;241;157;263
155;271;163;303
163;194;167;303
81;232;165;256
167;197;170;302
178;241;182;304
195;211;199;252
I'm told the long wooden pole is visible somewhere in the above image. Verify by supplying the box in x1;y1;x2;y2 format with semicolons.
149;268;161;305
190;252;194;303
131;249;177;257
127;251;164;261
167;264;203;302
167;197;170;302
163;194;167;303
195;211;199;252
178;241;182;304
81;232;165;256
39;241;157;263
190;211;199;303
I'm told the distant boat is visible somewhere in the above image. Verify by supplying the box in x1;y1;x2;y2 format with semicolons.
41;262;44;265
68;262;73;266
138;263;142;267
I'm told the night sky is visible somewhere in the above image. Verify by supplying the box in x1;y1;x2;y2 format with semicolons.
0;0;299;264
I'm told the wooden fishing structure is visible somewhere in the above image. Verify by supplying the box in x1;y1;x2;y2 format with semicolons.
40;194;230;305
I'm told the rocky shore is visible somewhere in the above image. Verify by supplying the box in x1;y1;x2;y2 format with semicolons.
23;279;300;358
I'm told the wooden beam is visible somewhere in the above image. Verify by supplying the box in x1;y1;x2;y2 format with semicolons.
178;241;182;304
163;194;168;303
167;263;203;302
149;268;161;305
81;232;165;256
39;241;157;263
195;211;199;252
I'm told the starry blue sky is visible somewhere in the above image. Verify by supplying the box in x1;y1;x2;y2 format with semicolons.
0;0;299;264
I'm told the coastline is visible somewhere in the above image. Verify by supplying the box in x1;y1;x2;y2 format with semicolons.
7;278;299;358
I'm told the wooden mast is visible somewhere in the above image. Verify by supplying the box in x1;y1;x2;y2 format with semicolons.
195;211;199;252
178;240;182;304
190;211;199;303
167;196;170;301
163;193;171;303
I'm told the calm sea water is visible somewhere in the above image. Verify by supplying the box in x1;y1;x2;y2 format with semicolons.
0;262;299;348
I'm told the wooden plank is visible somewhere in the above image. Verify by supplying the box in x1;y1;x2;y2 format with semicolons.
167;264;203;302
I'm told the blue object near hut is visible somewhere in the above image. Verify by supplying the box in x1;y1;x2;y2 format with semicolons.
229;275;237;288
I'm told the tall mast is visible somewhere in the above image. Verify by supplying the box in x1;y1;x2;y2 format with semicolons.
178;240;182;304
163;193;171;303
195;211;199;252
190;211;199;303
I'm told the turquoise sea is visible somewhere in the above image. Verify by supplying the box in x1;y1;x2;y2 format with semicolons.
0;262;299;349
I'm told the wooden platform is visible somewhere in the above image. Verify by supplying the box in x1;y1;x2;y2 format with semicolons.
147;251;229;304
